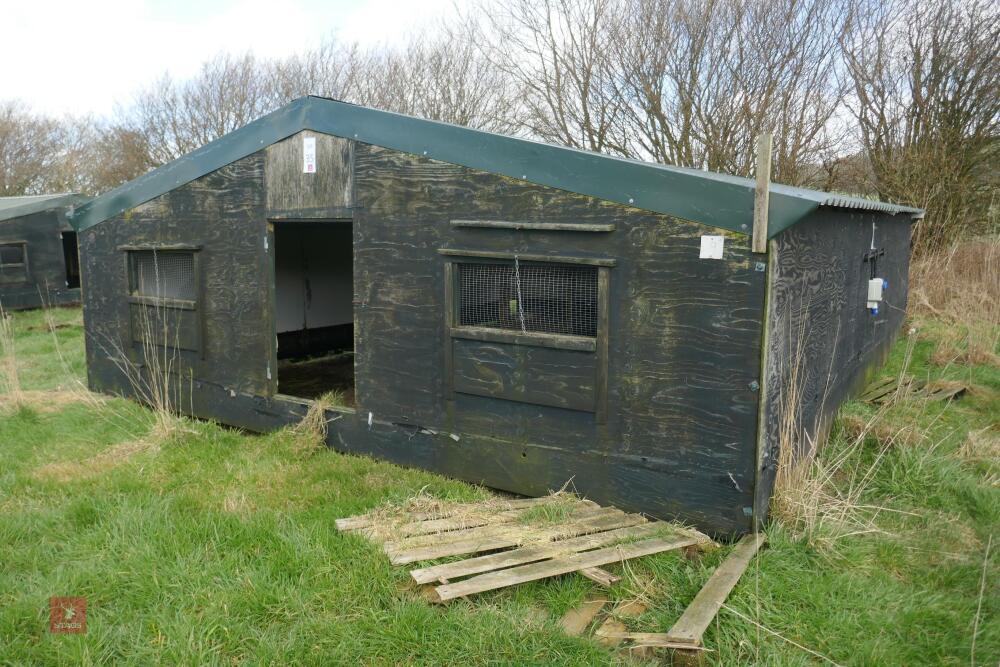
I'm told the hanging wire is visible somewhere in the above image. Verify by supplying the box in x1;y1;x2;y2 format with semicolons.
513;255;527;334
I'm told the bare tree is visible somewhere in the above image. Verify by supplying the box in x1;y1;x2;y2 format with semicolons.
843;0;1000;252
124;53;274;164
474;0;630;152
0;101;64;196
608;0;851;184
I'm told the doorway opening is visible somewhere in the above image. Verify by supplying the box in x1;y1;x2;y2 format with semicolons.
273;220;355;407
61;231;80;289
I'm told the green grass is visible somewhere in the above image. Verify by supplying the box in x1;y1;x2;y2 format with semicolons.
1;306;997;665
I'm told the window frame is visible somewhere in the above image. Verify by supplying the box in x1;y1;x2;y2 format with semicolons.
0;240;29;284
441;249;612;421
118;244;204;359
121;245;201;309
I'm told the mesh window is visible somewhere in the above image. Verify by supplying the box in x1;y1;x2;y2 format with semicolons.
458;261;598;337
0;244;24;266
129;250;196;301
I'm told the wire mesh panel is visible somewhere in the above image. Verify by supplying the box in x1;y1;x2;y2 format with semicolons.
457;261;598;337
0;243;27;281
128;250;196;301
0;244;25;266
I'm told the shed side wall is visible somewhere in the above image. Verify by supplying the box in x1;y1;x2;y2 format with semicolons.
352;143;766;533
0;210;78;310
81;154;271;398
755;209;912;523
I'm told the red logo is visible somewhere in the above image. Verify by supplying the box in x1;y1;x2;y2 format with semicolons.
49;597;86;634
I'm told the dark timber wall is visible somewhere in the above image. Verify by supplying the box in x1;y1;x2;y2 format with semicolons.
754;210;912;522
0;209;80;311
81;134;768;535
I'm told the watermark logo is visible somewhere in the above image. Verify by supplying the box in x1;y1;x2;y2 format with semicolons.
49;597;86;634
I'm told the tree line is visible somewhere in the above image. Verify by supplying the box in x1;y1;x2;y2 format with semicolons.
1;0;996;253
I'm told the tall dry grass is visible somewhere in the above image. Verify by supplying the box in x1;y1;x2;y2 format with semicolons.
0;302;24;409
910;236;1000;366
771;237;998;544
770;335;918;546
99;300;191;441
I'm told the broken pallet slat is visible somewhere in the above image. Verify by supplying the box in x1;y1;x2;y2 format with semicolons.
410;521;663;584
558;597;608;636
435;535;700;601
390;510;644;565
334;496;559;531
578;566;621;587
665;533;766;646
598;632;710;651
594;600;649;647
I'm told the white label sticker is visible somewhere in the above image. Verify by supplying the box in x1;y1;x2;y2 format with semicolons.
303;136;316;173
699;235;725;259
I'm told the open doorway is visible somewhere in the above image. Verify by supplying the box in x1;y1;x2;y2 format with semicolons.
273;220;355;407
61;231;80;289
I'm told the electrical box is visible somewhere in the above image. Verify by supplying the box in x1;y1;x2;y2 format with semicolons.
867;278;887;315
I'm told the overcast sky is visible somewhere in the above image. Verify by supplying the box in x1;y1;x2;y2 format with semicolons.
1;0;458;117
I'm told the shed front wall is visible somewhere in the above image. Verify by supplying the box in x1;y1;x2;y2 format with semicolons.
82;135;768;535
755;210;912;522
0;210;79;310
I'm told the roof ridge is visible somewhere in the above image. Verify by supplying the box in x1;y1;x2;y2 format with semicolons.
69;96;922;235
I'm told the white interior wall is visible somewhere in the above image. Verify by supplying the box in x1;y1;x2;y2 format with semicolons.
275;223;353;333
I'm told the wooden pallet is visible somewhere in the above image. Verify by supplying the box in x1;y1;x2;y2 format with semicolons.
335;494;713;601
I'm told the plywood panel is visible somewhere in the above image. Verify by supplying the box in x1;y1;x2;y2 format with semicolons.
264;131;352;216
755;210;912;523
452;337;597;411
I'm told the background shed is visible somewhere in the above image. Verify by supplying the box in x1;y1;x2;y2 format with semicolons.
0;194;87;311
70;97;921;535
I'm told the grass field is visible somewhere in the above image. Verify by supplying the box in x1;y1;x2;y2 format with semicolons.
1;262;997;665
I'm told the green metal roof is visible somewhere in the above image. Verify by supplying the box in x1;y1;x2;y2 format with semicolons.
0;193;90;223
69;96;922;235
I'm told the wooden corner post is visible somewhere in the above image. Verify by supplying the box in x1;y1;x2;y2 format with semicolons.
752;133;771;254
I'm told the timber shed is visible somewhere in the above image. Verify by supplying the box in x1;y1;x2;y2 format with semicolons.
0;193;87;311
70;97;922;535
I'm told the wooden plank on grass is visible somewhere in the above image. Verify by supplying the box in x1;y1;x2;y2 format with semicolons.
334;496;560;531
384;504;614;555
388;508;637;565
435;535;700;600
397;504;547;537
410;521;662;584
665;533;766;646
599;632;710;650
559;597;608;636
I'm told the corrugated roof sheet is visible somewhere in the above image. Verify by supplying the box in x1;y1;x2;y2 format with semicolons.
0;193;90;223
69;96;922;236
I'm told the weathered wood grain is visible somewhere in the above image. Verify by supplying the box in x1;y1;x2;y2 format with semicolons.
81;152;270;397
409;522;664;584
451;338;597;412
434;534;700;600
264;131;352;216
451;219;616;232
755;211;912;523
352;143;766;535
